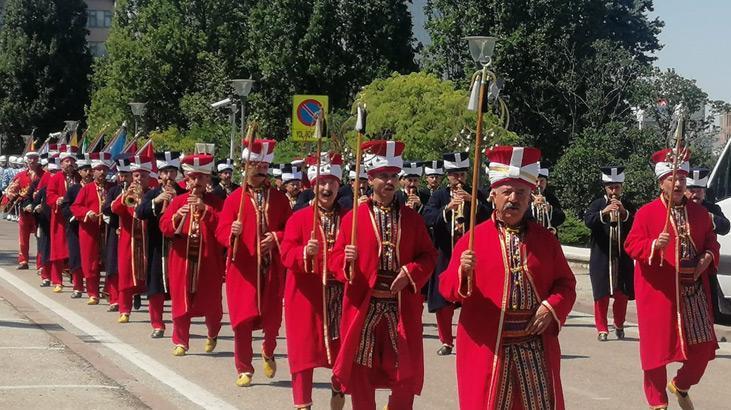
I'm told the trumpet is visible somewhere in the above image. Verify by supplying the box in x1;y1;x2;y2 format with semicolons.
186;186;204;293
123;182;143;207
607;194;622;295
609;194;620;224
451;183;466;249
532;187;556;234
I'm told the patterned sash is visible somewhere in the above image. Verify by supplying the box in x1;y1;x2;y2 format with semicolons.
495;223;554;410
671;206;714;345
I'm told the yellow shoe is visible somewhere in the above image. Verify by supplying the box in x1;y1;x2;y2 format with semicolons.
204;337;217;353
117;313;129;324
235;372;252;387
262;352;276;378
87;297;99;305
668;380;694;410
52;285;63;293
173;345;187;357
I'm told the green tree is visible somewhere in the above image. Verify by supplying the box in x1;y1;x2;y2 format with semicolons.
423;0;663;162
0;0;92;150
347;71;519;161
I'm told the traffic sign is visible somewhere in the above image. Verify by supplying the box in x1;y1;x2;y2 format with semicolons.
292;95;329;141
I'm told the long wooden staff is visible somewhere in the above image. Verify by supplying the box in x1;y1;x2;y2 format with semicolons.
307;113;326;274
659;111;686;266
460;67;490;297
345;104;366;282
230;122;257;263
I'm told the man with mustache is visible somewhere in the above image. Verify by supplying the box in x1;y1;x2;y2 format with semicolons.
161;154;224;356
625;149;720;410
217;139;292;387
136;151;184;337
211;159;239;200
70;152;114;305
423;160;444;194
62;153;93;299
440;146;576;410
423;152;491;356
281;152;349;410
584;166;636;342
331;140;437;410
111;155;154;323
46;145;81;293
685;167;730;235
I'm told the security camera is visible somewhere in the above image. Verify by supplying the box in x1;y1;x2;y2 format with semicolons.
211;98;233;109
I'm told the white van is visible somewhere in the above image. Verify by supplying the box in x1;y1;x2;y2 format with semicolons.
707;137;731;324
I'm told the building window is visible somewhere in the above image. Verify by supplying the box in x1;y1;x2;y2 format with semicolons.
87;10;113;28
89;41;107;57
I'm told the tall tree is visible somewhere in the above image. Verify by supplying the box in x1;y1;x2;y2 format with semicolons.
0;0;92;150
423;0;663;162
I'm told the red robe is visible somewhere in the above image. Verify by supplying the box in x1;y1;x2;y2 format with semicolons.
440;219;576;410
160;192;225;319
624;197;719;370
46;172;77;261
70;182;110;279
215;186;292;328
111;190;148;292
281;205;349;373
329;201;437;395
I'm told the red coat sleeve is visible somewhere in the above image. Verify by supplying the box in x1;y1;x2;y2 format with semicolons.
70;185;92;221
330;210;353;283
160;195;185;238
111;191;132;218
439;233;469;303
281;210;307;273
269;190;292;250
624;205;656;265
401;210;437;292
543;238;577;329
46;175;60;211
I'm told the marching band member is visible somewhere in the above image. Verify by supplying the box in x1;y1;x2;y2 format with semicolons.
211;159;239;200
216;139;292;387
270;163;285;192
440;146;576;410
6;151;43;270
102;156;132;311
111;155;153;323
395;161;430;214
160;154;224;356
62;153;92;298
423;160;444;194
135;151;184;337
281;152;348;410
530;163;565;235
281;163;303;209
70;153;113;305
46;145;80;292
33;153;57;286
423;152;491;356
331;140;437;409
625;149;720;410
584;166;636;341
686;167;730;235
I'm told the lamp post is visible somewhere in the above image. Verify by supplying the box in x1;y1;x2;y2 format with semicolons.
129;102;147;137
230;79;255;160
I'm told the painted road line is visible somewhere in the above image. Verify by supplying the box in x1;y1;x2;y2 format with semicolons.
0;266;237;410
0;384;122;390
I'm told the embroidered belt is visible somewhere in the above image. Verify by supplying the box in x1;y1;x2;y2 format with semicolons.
679;258;698;286
374;269;398;293
501;308;537;344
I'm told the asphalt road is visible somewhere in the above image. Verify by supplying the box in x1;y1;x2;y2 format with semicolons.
0;219;730;409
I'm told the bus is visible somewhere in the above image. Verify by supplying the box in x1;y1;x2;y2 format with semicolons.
707;136;731;325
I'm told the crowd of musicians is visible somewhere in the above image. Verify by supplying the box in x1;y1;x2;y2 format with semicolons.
0;137;728;410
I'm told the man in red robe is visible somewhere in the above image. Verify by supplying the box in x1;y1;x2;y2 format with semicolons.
70;153;113;305
7;151;43;269
281;152;348;410
216;139;291;387
625;148;719;410
440;146;576;410
111;155;153;323
160;154;224;356
46;145;81;292
330;140;437;410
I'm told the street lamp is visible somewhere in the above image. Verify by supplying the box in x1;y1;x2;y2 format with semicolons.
129;102;147;137
230;79;255;160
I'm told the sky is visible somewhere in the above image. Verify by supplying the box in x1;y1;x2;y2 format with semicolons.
410;0;731;102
